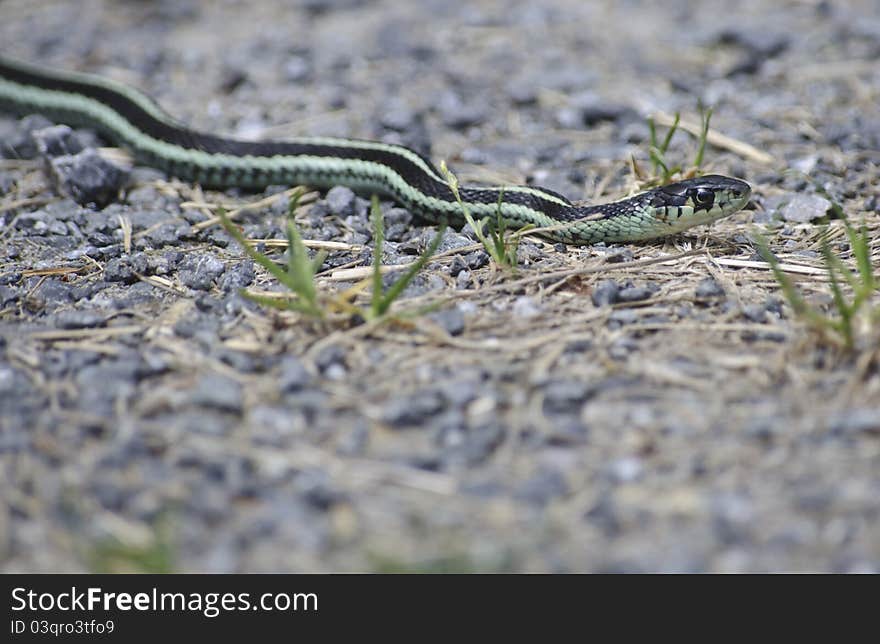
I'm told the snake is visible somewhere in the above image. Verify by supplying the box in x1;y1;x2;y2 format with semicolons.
0;55;751;244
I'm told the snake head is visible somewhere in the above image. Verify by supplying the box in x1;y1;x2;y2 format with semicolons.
648;174;751;230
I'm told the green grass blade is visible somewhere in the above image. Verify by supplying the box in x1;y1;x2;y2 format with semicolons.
693;105;712;169
370;195;386;319
660;111;680;154
373;223;447;317
847;220;876;291
216;207;299;292
239;289;320;315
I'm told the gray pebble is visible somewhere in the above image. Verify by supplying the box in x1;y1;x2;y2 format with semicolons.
48;149;129;207
0;172;14;195
283;55;312;83
382;389;447;428
429;307;465;336
779;194;831;223
455;269;472;289
315;344;347;373
325;186;357;218
441;379;480;409
1;114;53;159
32;125;85;158
0;285;19;307
608;457;643;483
438;93;487;129
545;419;590;446
440;422;505;466
516;467;569;506
53;310;106;329
179;254;226;290
543;379;593;414
218;261;255;291
146;251;183;275
743;303;767;323
829;409;880;435
591;279;619;306
617;285;655;302
191;374;244;414
278;356;313;393
26;278;73;309
104;253;149;283
696;277;725;298
380;103;418;132
144;223;187;247
609;309;639;326
384;206;413;227
512;296;541;318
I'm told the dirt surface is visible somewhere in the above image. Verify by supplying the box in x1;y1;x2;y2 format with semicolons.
1;0;878;572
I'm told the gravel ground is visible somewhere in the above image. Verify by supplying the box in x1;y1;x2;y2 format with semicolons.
1;0;879;572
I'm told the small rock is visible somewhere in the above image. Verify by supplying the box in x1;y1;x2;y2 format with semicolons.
54;310;106;329
779;194;831;223
429;307;466;335
48;149;129;207
512;295;541;318
696;277;725;298
517;467;569;505
283;55;312;83
104;253;149;283
179;254;226;290
442;379;480;409
743;303;767;323
32;125;85;158
609;309;639;326
455;269;472;289
0;172;15;195
147;251;183;275
438;93;487;129
0;285;18;307
382;389;447;427
441;422;505;466
218;261;255;291
380;103;418;132
617;284;655;302
507;81;538;106
574;96;636;127
278;356;313;393
829;409;880;435
591;279;619;306
325;186;357;218
315;344;347;373
543;379;593;414
191;374;243;414
144;222;187;247
1;114;53;159
608;457;643;483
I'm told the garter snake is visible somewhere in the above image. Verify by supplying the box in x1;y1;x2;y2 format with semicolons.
0;56;751;244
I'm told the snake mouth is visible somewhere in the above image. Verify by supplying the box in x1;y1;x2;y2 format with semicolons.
648;175;751;229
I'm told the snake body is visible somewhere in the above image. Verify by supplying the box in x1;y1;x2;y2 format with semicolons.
0;56;750;244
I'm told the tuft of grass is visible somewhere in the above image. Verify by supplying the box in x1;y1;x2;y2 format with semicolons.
641;104;713;186
365;194;446;320
756;189;878;351
218;189;445;322
218;188;327;318
440;161;531;270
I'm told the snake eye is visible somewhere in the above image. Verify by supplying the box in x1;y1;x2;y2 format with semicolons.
692;187;715;208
